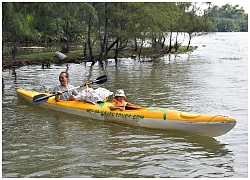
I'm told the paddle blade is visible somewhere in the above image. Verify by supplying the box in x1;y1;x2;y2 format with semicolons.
96;75;107;81
95;75;107;84
85;75;107;86
33;94;50;105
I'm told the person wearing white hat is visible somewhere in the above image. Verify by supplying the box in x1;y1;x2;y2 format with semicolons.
109;89;131;111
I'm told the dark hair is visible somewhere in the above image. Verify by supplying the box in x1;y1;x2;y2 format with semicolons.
60;71;69;78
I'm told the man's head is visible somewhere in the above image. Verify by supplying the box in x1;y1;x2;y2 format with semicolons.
59;71;69;87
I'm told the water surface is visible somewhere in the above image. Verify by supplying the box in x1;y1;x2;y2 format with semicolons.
2;32;248;178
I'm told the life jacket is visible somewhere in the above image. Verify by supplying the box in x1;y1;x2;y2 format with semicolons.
112;98;127;108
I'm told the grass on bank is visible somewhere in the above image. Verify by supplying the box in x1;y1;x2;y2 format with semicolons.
18;51;81;60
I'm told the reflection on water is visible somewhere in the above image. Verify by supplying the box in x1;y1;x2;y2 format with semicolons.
3;99;234;178
2;32;247;178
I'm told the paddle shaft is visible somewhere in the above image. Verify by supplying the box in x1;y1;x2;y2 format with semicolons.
33;86;81;103
33;75;107;105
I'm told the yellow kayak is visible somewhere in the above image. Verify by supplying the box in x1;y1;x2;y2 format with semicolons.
16;88;236;137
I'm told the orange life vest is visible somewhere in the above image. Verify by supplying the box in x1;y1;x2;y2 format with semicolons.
112;98;127;107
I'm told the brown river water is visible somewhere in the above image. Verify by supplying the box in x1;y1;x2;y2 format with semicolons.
2;32;248;177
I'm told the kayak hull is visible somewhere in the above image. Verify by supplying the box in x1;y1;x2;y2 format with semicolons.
16;88;236;137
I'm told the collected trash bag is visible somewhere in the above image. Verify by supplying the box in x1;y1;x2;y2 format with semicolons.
75;87;113;104
54;51;67;59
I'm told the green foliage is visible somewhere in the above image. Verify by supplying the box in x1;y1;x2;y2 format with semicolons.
211;3;248;32
2;2;248;61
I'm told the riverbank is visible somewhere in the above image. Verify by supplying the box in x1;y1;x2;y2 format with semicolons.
2;50;86;70
2;46;196;70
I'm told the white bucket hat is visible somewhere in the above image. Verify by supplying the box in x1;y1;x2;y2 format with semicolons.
114;89;126;98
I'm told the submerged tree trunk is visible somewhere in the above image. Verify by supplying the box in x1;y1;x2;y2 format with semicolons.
174;31;179;52
168;30;173;53
114;40;119;65
134;37;138;51
138;39;144;61
187;33;192;50
161;36;166;49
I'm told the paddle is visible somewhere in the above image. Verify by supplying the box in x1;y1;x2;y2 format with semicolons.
33;75;107;105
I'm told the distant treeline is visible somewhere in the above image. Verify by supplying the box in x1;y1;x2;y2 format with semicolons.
2;2;248;63
211;4;248;32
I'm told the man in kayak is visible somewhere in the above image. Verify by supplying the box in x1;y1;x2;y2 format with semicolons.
53;71;79;101
109;89;132;111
